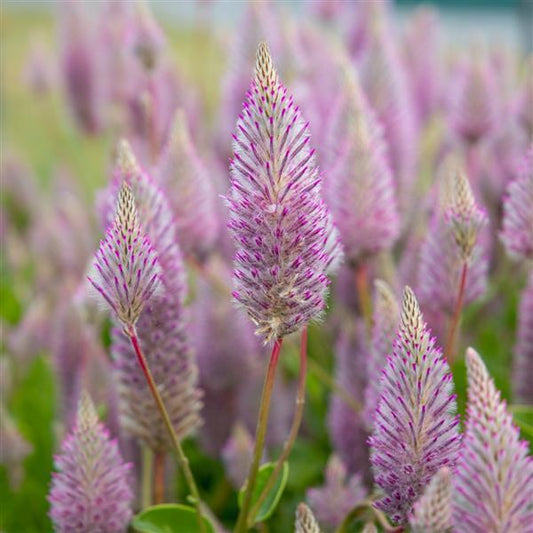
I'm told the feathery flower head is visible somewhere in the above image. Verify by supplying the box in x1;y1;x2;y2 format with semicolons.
157;109;219;262
364;280;400;430
88;177;161;332
513;272;533;403
306;455;367;530
409;467;452;533
295;503;322;533
453;348;533;532
444;167;486;262
361;523;378;533
324;64;399;265
501;147;533;261
227;42;341;343
222;423;254;489
369;287;461;524
48;392;133;533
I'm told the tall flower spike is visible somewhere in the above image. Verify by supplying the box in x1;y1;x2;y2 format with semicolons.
103;141;202;452
323;64;399;265
157;109;219;263
513;272;533;403
364;280;400;430
306;455;367;530
501;148;533;262
369;287;461;525
227;42;341;342
409;467;452;533
444;168;486;262
88;180;161;331
453;348;533;532
295;503;322;533
48;392;133;533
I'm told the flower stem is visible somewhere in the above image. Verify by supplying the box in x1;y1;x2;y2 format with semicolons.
247;329;308;527
154;452;165;504
234;338;283;533
355;262;372;335
141;446;153;509
307;358;361;414
127;327;206;533
444;261;468;362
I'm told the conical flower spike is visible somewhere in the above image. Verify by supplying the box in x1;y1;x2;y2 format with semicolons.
295;503;322;533
227;42;341;343
48;393;133;533
369;287;461;524
453;348;533;532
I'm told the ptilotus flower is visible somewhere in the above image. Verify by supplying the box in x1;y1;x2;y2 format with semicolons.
361;523;378;533
129;0;165;71
157;109;219;262
59;0;101;134
295;503;322;533
88;179;161;332
517;58;533;137
513;273;533;403
328;320;371;482
306;455;367;530
448;53;499;145
324;65;399;265
409;467;452;533
227;42;341;343
48;393;133;533
453;348;533;532
501;148;533;261
24;36;54;97
444;167;486;262
364;280;400;430
402;7;443;125
369;287;461;524
102;141;202;452
418;169;488;316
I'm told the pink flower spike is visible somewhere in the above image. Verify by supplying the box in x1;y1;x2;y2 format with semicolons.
88;178;161;331
227;42;341;343
453;348;533;532
369;287;461;525
48;393;133;533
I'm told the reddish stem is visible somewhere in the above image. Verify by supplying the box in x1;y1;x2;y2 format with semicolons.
444;262;468;363
154;452;165;504
234;337;283;533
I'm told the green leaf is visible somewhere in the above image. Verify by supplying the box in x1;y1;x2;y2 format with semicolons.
238;461;289;524
132;504;215;533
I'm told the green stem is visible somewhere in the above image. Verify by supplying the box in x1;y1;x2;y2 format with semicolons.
444;261;468;362
234;338;283;533
154;451;165;504
127;327;206;533
247;329;308;527
307;359;361;414
355;262;372;336
141;446;153;509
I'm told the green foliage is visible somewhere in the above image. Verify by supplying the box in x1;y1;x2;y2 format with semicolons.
0;357;56;533
132;504;215;533
238;461;289;524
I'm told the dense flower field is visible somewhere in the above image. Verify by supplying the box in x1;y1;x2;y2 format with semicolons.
1;1;532;532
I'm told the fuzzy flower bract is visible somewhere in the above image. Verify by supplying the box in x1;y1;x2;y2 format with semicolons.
227;42;341;342
295;503;322;533
48;393;133;533
369;287;461;524
453;348;533;532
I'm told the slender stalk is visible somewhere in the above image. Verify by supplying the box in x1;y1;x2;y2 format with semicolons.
154;452;165;504
127;326;206;533
234;338;283;533
141;446;153;509
307;358;362;414
354;262;372;335
247;329;308;527
444;261;468;362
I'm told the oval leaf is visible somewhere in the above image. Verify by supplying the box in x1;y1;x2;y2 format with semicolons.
238;461;289;524
132;504;215;533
